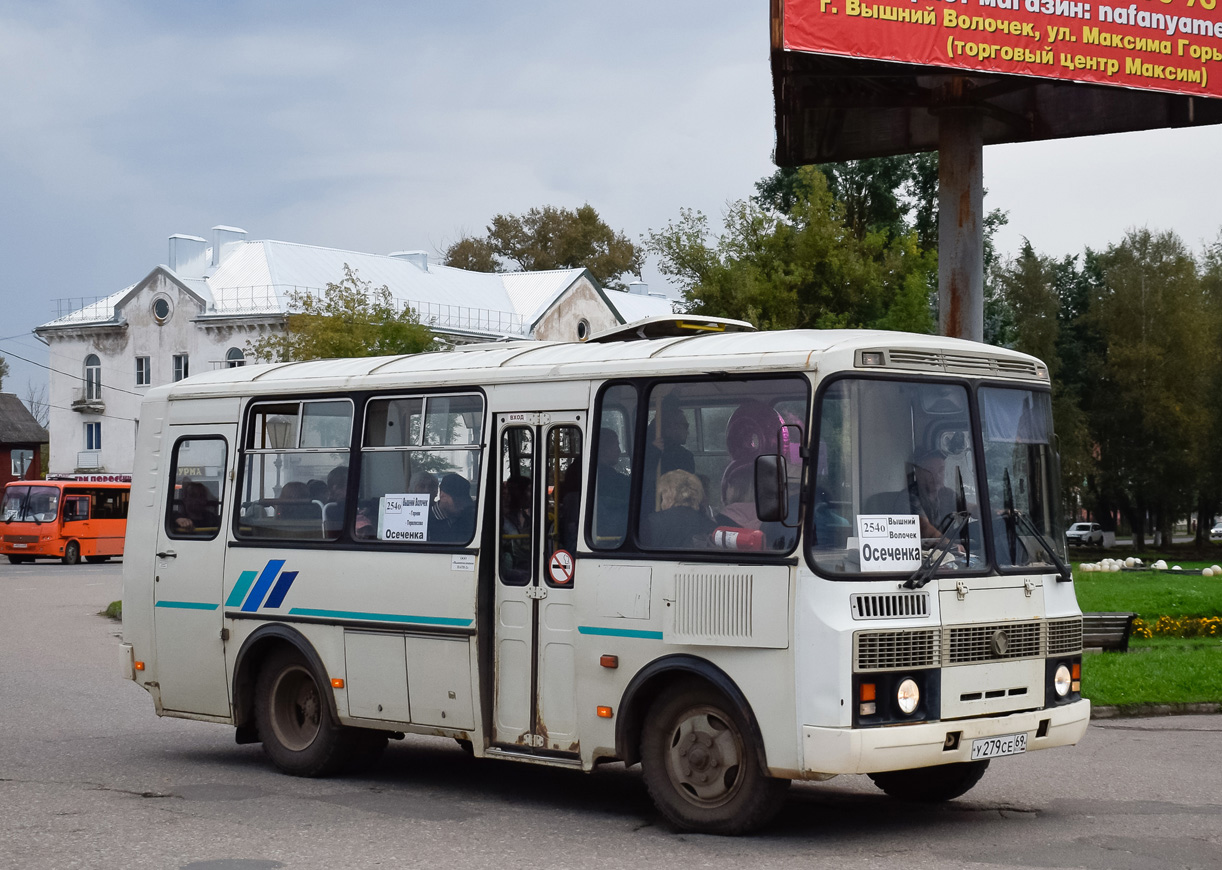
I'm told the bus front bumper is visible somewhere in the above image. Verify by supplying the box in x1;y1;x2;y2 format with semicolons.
801;698;1091;776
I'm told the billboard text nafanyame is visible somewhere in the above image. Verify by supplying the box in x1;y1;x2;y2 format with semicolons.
783;0;1222;98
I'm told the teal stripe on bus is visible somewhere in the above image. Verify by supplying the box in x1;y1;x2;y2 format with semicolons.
224;570;259;608
287;608;473;627
578;625;664;640
155;600;220;611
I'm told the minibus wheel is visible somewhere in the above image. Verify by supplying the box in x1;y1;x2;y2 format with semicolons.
255;647;350;776
868;759;989;802
641;685;789;835
61;542;81;565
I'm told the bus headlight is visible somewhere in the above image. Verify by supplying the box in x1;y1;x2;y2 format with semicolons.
1053;664;1072;697
896;678;920;715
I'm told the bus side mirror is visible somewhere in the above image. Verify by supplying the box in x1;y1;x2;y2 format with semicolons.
755;454;788;523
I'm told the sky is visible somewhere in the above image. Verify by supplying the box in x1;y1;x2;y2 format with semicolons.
3;0;1222;404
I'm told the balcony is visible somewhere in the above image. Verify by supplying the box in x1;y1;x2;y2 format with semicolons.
71;388;104;414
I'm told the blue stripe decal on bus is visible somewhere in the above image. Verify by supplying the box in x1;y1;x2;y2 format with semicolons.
155;600;219;611
225;570;259;608
287;607;473;627
578;625;664;640
241;560;285;613
263;571;299;610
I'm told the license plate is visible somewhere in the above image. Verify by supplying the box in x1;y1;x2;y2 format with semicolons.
11;543;27;549
971;732;1027;760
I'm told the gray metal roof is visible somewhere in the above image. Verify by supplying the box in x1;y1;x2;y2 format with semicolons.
38;236;673;338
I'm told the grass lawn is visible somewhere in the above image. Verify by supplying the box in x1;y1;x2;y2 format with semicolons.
1072;563;1222;619
1082;638;1222;707
1071;560;1222;707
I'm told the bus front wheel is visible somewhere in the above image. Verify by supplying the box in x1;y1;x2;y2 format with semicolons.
255;648;350;777
61;542;81;565
868;760;990;802
641;685;789;835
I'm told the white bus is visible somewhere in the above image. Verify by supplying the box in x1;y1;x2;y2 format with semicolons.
121;317;1089;834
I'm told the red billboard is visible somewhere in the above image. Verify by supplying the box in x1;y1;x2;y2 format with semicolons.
782;0;1222;98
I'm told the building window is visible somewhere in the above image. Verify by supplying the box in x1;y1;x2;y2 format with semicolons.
11;449;33;477
226;347;246;368
85;422;102;451
173;354;190;382
136;356;151;386
84;354;102;401
152;297;172;323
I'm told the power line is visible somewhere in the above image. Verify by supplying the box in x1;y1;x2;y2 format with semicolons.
0;342;148;399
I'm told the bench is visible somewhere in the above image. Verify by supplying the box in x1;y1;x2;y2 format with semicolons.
1082;611;1137;652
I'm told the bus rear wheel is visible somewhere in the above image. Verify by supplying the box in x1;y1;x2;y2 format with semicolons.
641;685;789;835
868;760;989;802
61;542;81;565
255;648;351;777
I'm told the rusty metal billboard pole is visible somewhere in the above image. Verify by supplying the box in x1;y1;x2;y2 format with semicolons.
935;80;984;343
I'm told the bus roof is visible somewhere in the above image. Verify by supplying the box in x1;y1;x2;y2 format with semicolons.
153;325;1049;401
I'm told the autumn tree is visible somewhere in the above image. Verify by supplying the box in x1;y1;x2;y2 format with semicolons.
443;204;643;290
246;265;434;362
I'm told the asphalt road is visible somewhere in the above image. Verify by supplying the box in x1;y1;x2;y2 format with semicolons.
2;559;1220;870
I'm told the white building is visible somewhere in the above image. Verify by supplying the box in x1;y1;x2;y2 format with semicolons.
36;225;673;477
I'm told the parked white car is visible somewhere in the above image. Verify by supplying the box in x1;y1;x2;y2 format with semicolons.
1211;523;1222;540
1066;522;1103;546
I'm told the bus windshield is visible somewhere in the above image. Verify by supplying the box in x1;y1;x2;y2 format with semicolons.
810;378;985;577
2;485;61;523
979;386;1065;570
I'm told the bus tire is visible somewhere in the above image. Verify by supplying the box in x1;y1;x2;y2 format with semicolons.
255;647;350;777
641;685;789;835
61;541;81;565
868;760;989;802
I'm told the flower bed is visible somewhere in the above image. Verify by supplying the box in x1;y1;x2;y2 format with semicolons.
1131;615;1222;639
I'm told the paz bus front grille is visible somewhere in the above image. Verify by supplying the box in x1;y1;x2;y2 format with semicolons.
854;618;1084;671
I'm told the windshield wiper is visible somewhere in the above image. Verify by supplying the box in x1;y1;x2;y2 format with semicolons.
904;510;972;589
1010;509;1073;582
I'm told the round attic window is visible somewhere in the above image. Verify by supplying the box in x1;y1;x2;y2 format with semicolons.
576;319;591;341
152;297;172;323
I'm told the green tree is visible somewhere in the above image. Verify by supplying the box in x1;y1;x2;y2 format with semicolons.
246;265;434;362
444;204;643;290
1088;228;1211;548
646;166;936;333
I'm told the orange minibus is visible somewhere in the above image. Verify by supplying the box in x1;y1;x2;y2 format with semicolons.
1;478;130;564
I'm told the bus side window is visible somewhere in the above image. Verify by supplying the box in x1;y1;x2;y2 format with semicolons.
590;384;637;550
167;437;229;540
63;495;89;522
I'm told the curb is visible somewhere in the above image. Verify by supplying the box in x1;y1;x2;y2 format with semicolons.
1091;702;1222;719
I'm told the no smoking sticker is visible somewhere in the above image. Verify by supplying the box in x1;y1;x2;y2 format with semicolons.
548;550;574;585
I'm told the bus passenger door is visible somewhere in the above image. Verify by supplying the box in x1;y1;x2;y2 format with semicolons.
153;428;234;717
493;413;584;754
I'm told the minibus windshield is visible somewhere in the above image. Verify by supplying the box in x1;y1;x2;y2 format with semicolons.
2;485;60;523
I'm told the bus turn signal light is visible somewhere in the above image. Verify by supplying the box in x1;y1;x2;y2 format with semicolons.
134;661;145;671
331;678;345;689
860;682;876;702
599;655;618;669
596;706;613;719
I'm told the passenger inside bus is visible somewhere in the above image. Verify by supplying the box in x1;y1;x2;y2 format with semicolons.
501;474;532;582
593;428;631;541
433;473;475;543
642;396;695;513
173;481;220;534
642;469;715;548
